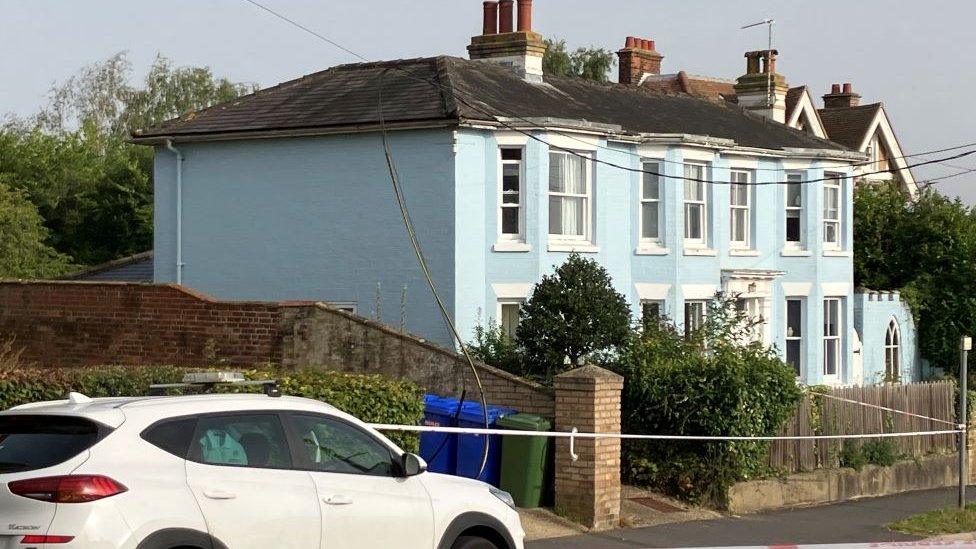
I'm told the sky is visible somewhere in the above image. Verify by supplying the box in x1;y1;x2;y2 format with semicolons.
3;0;974;202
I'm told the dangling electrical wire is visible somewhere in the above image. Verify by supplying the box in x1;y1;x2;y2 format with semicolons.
376;69;492;478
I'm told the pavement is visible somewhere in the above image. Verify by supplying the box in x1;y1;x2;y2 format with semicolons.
526;487;974;548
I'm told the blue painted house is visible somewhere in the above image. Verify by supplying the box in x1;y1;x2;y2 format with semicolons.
132;1;918;386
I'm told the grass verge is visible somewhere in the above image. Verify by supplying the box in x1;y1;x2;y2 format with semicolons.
888;504;976;536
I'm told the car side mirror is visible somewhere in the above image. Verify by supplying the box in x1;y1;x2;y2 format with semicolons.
400;453;427;477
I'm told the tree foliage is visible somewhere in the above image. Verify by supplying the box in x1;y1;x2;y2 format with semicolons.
613;293;802;505
543;39;616;84
0;52;256;268
853;183;976;375
515;253;631;380
0;183;73;278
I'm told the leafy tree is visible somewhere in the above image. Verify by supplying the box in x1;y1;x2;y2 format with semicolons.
515;253;631;381
467;321;526;378
853;183;976;376
0;182;73;278
543;39;616;83
614;293;802;504
1;52;256;267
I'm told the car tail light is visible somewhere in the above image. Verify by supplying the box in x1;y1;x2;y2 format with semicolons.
9;475;127;503
21;535;74;544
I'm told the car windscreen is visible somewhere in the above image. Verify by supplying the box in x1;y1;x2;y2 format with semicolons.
0;415;106;473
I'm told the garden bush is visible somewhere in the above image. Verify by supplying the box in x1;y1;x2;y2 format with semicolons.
0;365;425;451
612;294;803;506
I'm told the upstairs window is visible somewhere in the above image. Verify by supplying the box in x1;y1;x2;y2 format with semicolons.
785;173;803;246
730;170;751;248
683;164;708;246
823;174;842;249
869;134;889;172
640;162;662;243
549;152;591;241
499;148;524;241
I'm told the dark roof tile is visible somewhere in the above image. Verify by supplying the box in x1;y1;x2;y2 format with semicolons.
818;103;882;150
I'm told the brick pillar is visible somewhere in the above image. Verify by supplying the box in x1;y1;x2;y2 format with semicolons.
554;365;623;531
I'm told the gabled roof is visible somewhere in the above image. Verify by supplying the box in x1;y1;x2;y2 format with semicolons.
817;103;884;150
785;86;827;139
134;57;845;153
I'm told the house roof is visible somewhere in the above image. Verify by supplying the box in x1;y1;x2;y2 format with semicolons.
817;103;883;150
786;86;806;118
63;251;154;283
639;72;736;102
134;57;845;153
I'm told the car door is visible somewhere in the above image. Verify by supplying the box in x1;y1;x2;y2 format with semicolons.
184;413;321;549
284;413;435;549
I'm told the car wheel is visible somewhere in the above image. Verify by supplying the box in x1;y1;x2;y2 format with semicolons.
451;536;498;549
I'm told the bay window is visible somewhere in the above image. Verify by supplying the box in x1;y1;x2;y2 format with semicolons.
730;170;751;248
683;164;708;246
549;152;591;241
823;174;842;249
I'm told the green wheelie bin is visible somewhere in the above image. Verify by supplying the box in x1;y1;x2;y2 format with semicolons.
496;413;552;508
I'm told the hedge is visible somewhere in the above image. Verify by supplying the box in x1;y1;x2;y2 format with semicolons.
0;366;425;451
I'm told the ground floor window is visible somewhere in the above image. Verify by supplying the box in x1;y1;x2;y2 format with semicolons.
736;297;765;342
823;298;842;378
641;300;664;326
684;300;707;337
785;299;803;377
885;319;901;381
498;300;525;339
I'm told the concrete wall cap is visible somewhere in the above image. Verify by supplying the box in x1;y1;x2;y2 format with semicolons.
555;365;624;382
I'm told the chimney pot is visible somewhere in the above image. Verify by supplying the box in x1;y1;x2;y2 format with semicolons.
831;83;841;94
647;39;656;51
498;0;514;33
842;82;853;94
626;36;637;48
642;39;651;50
516;0;532;32
482;2;498;35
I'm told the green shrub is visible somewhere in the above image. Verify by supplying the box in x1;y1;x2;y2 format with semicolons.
612;294;803;506
841;439;899;470
468;321;526;378
0;366;425;452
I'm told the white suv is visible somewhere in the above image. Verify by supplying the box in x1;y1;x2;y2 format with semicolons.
0;391;524;549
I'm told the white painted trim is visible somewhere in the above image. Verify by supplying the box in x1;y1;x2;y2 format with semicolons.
679;148;717;163
785;89;828;139
781;249;812;257
823;250;852;258
494;132;529;147
548;243;600;253
781;282;813;296
684;248;717;256
821;282;851;296
780;159;813;171
682;284;720;300
730;249;761;257
635;283;672;301
726;156;760;170
855;107;918;196
492;242;532;253
491;283;533;299
635;245;669;256
543;132;599;151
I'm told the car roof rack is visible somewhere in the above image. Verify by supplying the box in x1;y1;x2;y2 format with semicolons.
148;372;281;398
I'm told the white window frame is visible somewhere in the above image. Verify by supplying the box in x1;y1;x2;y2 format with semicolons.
683;163;709;247
684;300;707;337
729;170;752;249
785;172;804;249
785;298;803;378
823;173;842;250
498;147;525;243
641;300;665;323
885;319;901;381
497;298;525;339
548;151;593;243
823;298;842;380
736;296;764;342
640;161;663;245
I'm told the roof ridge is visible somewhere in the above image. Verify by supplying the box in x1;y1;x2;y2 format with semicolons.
331;56;438;71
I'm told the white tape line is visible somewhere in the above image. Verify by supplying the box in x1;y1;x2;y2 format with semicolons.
369;424;962;441
816;392;958;427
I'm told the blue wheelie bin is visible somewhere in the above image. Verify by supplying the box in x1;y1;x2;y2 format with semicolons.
455;403;516;486
419;395;464;475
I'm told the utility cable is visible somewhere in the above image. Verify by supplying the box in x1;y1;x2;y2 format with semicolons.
377;70;491;479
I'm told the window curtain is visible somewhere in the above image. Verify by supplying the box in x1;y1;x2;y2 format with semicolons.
549;153;586;236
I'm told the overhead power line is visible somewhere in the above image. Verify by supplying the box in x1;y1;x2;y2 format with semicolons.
239;0;976;187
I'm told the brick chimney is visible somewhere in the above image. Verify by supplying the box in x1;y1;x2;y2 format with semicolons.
468;0;546;82
617;37;664;85
823;82;862;109
733;49;789;123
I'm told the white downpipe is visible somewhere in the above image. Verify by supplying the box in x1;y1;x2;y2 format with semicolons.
164;140;184;285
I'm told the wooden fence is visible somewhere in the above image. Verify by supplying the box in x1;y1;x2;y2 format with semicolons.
769;381;957;473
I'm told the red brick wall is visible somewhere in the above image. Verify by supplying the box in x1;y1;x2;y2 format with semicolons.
0;281;286;367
